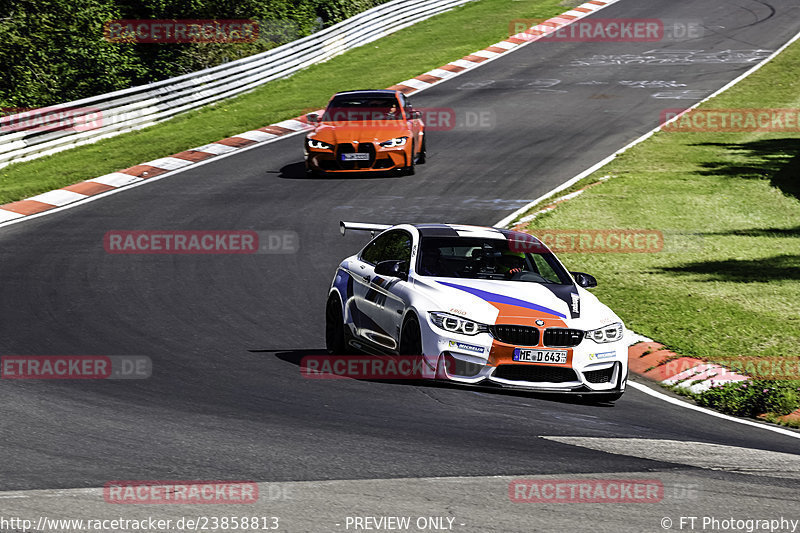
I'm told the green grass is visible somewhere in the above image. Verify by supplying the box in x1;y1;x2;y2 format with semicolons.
516;38;800;360
0;0;567;204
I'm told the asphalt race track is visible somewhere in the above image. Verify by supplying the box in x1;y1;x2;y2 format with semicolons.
2;0;799;530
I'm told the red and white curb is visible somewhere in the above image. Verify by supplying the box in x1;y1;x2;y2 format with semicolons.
0;0;622;227
627;340;749;394
626;338;800;423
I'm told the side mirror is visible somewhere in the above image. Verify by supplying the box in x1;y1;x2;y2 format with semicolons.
375;260;408;281
307;113;319;124
571;271;597;288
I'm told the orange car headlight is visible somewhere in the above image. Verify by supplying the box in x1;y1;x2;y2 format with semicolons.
307;137;334;150
379;136;408;148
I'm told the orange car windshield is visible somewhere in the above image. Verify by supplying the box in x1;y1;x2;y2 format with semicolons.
323;98;403;123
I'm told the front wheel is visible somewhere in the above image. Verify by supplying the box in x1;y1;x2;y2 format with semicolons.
325;294;347;354
401;142;416;176
416;135;426;165
399;315;422;355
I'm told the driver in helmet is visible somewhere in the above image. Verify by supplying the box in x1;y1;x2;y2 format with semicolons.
496;250;526;279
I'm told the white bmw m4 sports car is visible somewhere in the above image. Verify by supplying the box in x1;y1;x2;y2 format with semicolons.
326;221;629;402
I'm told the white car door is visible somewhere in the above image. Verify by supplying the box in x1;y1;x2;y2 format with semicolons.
353;230;412;351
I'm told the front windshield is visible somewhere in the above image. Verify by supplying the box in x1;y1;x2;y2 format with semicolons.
416;236;572;284
322;96;402;122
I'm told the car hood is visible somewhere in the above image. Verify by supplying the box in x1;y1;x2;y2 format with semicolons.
311;122;410;144
412;276;620;329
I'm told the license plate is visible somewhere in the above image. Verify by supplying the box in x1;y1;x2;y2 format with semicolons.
513;349;567;364
341;153;370;161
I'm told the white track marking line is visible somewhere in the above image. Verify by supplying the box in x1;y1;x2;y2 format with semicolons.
471;49;499;58
143;157;195;170
424;68;457;79
235;130;279;142
273;119;311;131
400;78;433;90
89;173;143;187
0;209;24;222
491;41;517;50
448;59;482;69
27;190;87;206
192;142;237;154
628;381;800;439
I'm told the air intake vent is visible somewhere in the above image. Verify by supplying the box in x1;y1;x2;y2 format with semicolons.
490;325;539;346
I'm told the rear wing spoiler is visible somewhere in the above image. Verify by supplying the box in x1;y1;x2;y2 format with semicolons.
339;221;392;237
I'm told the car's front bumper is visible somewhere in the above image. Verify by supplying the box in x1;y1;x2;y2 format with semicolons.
420;320;628;393
305;143;411;172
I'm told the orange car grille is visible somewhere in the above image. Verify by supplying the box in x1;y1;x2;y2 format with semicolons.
335;142;376;169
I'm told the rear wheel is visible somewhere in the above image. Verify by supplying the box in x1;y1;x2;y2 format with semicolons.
325;294;347;354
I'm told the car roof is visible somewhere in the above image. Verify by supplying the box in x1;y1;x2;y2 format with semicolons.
410;223;543;244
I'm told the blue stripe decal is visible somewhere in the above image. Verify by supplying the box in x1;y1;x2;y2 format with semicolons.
437;281;566;318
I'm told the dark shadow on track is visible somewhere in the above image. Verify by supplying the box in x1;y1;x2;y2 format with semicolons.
263;348;620;407
276;161;405;180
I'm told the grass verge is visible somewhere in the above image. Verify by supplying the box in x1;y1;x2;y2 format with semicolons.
512;33;800;420
0;0;567;204
666;381;800;428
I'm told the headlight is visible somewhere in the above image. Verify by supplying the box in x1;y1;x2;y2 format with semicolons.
379;136;407;148
585;322;623;343
307;138;333;150
429;312;488;336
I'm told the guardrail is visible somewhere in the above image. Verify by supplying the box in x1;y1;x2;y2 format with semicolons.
0;0;475;168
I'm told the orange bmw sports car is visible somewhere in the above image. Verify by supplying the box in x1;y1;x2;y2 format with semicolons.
304;90;426;176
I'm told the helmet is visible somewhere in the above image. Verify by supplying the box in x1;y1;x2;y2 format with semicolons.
496;251;525;273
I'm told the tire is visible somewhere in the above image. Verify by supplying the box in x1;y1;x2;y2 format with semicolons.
416;135;426;165
399;315;422;355
402;142;416;176
325;294;347;354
